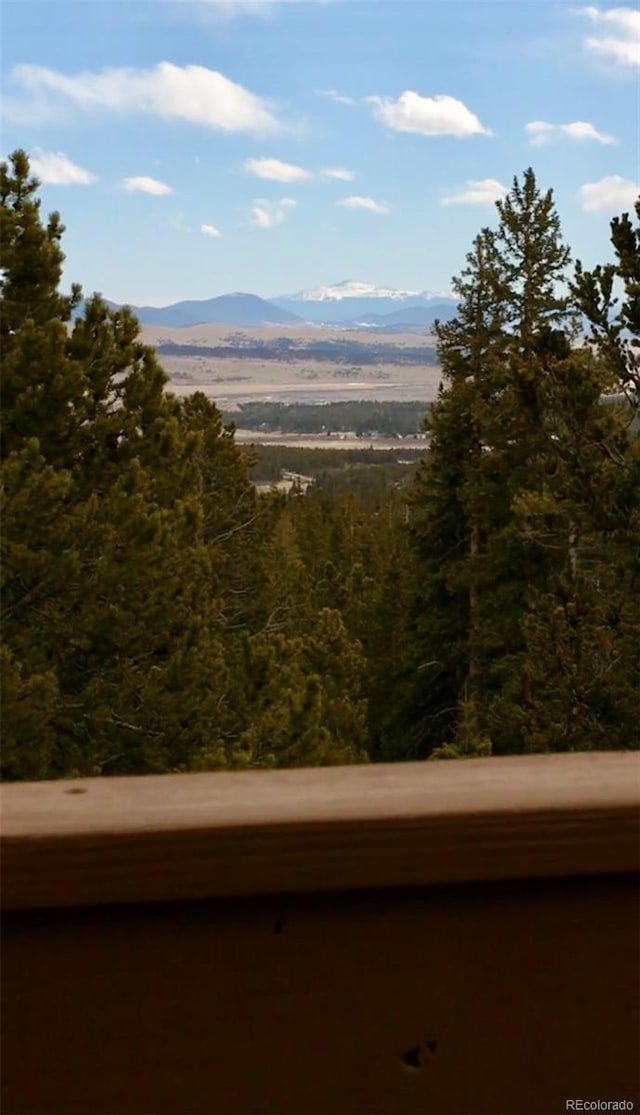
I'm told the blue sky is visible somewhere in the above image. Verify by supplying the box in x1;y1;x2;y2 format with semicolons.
2;0;639;305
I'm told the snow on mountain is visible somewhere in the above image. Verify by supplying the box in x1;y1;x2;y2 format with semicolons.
80;281;457;329
271;280;457;326
276;279;454;302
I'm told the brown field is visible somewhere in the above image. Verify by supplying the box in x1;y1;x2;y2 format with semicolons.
140;323;442;407
140;323;438;348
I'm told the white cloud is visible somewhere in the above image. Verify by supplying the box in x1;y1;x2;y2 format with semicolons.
29;150;96;185
526;120;617;145
579;175;640;212
585;33;640;65
316;89;356;106
366;91;491;138
244;156;311;182
577;5;640;34
574;6;640;67
200;223;222;237
339;195;390;214
321;167;355;181
250;196;297;229
121;176;174;196
9;62;280;133
441;178;508;207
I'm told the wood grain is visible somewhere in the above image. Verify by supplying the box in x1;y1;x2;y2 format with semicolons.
2;753;639;911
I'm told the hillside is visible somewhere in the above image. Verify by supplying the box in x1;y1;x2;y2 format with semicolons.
76;283;457;331
78;293;305;327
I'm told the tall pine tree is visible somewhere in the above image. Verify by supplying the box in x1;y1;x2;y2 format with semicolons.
1;152;241;777
403;169;582;756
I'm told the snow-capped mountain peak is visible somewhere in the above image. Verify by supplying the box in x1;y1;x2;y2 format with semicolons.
298;280;421;302
276;279;453;303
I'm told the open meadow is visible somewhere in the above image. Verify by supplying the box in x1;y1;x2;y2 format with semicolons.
140;323;443;407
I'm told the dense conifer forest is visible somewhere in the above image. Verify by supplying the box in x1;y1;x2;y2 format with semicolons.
1;152;638;779
221;399;431;437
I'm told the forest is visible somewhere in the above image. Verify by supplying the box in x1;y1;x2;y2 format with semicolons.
222;399;430;437
248;444;422;488
156;337;438;365
1;152;638;780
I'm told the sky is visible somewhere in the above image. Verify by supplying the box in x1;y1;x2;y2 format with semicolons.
2;0;639;305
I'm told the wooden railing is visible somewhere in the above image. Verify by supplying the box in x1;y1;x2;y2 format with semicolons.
2;752;639;1115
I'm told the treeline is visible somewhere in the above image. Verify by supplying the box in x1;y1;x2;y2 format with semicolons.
313;462;418;510
0;152;375;779
248;445;423;483
224;400;431;436
157;338;438;365
1;153;638;781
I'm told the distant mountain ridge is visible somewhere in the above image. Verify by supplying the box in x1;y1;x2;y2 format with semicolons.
100;293;303;327
349;306;450;328
272;279;457;325
78;281;458;329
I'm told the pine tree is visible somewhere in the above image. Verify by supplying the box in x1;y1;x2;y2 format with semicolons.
1;151;83;466
0;151;243;777
1;149;376;778
511;338;637;751
572;197;640;399
403;169;577;756
513;195;640;752
397;229;509;754
236;609;369;769
0;150;82;346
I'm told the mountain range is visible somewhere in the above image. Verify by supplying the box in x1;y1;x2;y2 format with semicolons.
272;280;456;327
85;281;458;330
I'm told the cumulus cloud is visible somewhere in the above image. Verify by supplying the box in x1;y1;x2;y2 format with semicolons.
250;196;297;229
321;167;355;181
366;91;491;138
579;175;640;212
339;195;390;214
573;6;640;67
526;120;616;145
244;156;311;182
200;223;222;237
8;62;280;133
29;150;96;185
316;89;356;106
441;178;508;206
121;176;174;196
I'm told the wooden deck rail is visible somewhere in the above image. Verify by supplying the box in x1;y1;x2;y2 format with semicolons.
2;753;639;1114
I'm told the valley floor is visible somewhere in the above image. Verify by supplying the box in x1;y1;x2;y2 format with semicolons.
165;362;443;407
